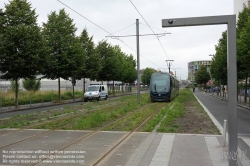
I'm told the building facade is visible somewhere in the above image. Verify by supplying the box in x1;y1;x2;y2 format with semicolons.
188;60;212;84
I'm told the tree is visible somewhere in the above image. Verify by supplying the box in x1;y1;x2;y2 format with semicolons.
42;9;85;102
237;4;250;102
96;40;119;83
0;0;48;108
121;54;137;84
210;31;227;86
195;65;210;88
78;28;101;92
22;78;41;91
141;68;155;86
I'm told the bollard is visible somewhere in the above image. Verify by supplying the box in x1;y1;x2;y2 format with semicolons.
223;119;227;147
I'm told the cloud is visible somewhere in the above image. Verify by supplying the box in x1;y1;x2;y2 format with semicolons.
0;0;234;80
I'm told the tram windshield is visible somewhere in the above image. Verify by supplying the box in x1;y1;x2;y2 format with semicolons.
150;74;169;92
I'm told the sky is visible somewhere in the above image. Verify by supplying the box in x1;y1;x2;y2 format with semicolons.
0;0;235;80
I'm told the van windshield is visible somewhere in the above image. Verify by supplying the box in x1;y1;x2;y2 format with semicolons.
86;86;99;92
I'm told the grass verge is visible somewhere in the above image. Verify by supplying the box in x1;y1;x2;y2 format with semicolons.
140;89;220;135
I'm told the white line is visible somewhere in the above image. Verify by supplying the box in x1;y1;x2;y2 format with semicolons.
149;134;175;166
204;136;228;166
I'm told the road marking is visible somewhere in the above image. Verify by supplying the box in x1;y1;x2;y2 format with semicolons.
149;134;175;166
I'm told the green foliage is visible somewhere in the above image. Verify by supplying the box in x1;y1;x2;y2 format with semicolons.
237;5;250;81
0;0;48;107
42;9;86;101
78;28;101;80
42;9;86;80
96;40;119;82
122;55;137;83
22;78;41;91
210;31;227;85
195;65;210;87
141;68;155;86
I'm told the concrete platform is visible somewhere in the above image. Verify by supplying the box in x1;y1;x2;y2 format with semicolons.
0;129;249;166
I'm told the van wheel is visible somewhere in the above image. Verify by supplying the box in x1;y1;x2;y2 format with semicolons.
105;95;108;100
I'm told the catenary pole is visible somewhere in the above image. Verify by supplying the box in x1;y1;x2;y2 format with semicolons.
136;19;140;104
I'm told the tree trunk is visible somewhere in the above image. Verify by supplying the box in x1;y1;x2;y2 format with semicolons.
83;78;85;101
222;84;225;99
122;82;124;93
58;78;61;102
248;76;250;107
219;79;221;97
244;75;248;103
113;80;115;96
15;78;18;108
237;78;239;101
73;81;75;101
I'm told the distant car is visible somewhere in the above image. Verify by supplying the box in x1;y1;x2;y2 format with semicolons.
241;89;250;96
211;87;220;92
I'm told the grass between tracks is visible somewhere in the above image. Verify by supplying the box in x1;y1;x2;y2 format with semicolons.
0;89;221;134
0;94;151;130
139;89;220;134
0;95;136;129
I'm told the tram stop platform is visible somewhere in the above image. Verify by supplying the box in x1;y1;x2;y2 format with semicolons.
126;132;250;166
0;130;250;166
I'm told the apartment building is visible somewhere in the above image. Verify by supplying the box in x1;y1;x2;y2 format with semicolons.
188;60;212;84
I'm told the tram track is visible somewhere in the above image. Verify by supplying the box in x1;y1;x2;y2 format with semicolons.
0;94;139;137
26;102;160;166
0;100;119;137
0;99;154;150
0;98;166;166
92;102;166;166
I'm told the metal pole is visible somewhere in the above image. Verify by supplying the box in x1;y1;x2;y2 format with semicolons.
223;119;227;147
136;19;140;104
227;16;238;166
162;15;238;165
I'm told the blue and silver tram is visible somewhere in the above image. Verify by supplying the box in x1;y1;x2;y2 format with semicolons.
149;72;179;102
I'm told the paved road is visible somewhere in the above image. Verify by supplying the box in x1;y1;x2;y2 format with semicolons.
194;90;250;135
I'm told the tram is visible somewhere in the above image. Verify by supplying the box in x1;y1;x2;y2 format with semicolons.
149;72;179;102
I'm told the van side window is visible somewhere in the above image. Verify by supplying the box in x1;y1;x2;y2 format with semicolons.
102;86;105;91
99;86;101;92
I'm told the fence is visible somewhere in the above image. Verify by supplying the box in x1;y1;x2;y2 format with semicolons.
205;89;250;108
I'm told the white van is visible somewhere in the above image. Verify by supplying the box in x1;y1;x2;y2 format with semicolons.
84;85;108;102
